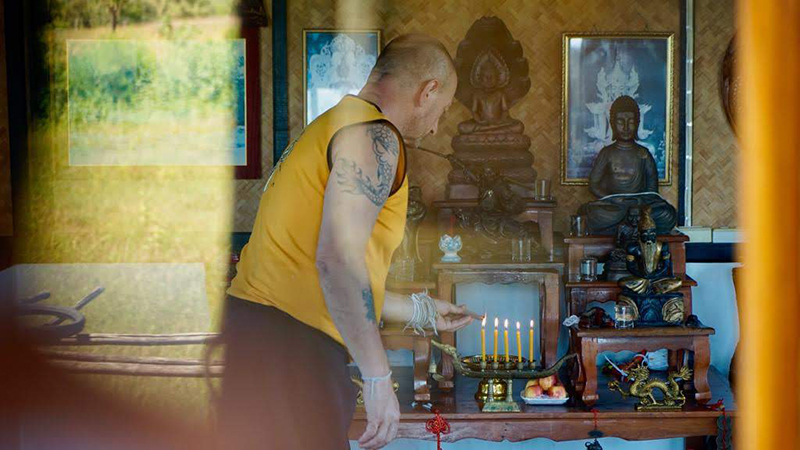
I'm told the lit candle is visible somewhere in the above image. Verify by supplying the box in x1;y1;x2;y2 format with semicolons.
504;319;509;363
516;321;522;361
481;316;487;362
493;317;499;362
529;319;534;363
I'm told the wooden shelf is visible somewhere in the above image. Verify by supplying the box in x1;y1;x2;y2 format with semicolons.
564;232;689;245
433;261;564;270
575;326;715;338
386;280;437;291
433;198;556;209
566;275;698;288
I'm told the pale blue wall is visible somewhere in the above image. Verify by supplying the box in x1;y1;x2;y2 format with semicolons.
365;262;740;450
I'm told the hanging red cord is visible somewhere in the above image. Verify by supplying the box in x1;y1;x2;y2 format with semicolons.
425;408;451;450
704;398;728;450
591;408;599;430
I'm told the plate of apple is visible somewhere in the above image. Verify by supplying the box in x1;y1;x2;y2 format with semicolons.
520;375;569;405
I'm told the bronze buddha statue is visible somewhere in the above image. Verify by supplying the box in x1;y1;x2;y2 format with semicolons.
578;96;677;235
446;16;536;197
616;207;684;325
457;48;524;135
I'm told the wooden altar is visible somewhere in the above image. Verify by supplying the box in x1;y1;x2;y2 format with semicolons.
564;232;714;407
348;366;736;448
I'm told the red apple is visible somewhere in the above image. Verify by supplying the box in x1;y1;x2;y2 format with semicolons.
547;385;567;399
538;375;557;391
525;379;539;389
525;385;544;398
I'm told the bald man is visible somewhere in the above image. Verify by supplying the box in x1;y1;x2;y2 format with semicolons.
219;34;477;450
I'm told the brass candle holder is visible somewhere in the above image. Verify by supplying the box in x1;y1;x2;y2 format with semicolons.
432;341;576;413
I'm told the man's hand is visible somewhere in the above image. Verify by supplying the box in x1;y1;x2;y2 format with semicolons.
357;376;400;449
434;299;479;332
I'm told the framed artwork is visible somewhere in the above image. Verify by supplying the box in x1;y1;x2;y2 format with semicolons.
303;29;381;126
561;33;675;185
61;22;261;178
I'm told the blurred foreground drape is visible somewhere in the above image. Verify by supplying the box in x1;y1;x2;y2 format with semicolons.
738;0;800;447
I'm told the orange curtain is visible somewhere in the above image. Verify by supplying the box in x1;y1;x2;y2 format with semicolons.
738;0;800;447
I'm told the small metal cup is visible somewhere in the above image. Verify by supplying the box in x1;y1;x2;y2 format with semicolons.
536;179;551;200
580;257;598;282
571;215;588;237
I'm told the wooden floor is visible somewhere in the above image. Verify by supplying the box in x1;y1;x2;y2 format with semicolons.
349;366;736;444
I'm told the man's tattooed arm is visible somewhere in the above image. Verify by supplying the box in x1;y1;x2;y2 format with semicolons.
362;288;377;323
334;123;400;206
315;121;399;381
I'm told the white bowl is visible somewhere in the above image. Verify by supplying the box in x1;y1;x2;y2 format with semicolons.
520;393;569;405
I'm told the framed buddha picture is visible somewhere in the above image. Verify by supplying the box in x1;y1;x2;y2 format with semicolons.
561;33;675;185
303;29;381;125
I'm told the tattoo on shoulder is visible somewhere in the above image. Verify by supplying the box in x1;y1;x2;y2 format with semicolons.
335;123;400;206
362;288;377;323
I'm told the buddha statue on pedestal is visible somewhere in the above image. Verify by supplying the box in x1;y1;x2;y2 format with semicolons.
578;96;677;235
617;206;684;325
446;16;536;198
457;48;525;136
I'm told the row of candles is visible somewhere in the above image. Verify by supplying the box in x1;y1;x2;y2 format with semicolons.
479;316;535;363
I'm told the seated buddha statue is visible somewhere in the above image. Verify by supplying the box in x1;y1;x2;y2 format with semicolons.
616;207;684;325
578;96;677;235
457;49;524;135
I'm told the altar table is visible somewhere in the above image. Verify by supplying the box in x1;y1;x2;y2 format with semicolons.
348;366;735;448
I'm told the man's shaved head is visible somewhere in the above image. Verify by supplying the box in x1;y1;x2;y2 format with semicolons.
359;34;457;141
368;34;456;88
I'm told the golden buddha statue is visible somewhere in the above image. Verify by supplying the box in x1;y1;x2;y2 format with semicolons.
617;206;684;325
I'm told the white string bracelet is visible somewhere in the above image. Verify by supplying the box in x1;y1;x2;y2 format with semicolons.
404;290;438;336
362;371;393;397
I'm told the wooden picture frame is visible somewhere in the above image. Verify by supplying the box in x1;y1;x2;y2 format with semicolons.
53;20;262;179
561;33;675;186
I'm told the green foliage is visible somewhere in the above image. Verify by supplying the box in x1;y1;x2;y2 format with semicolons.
50;0;236;29
67;40;244;127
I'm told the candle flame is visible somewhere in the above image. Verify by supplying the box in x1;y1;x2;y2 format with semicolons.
530;319;534;328
504;318;509;328
481;316;486;327
516;321;520;330
494;317;499;327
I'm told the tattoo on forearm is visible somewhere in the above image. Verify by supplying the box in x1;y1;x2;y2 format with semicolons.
362;288;377;323
335;123;399;206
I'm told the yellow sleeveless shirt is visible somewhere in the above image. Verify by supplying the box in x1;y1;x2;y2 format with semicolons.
228;96;409;346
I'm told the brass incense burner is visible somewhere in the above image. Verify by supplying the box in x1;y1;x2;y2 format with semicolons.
432;340;576;413
608;362;693;411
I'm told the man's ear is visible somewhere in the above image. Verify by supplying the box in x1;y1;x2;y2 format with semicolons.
416;79;440;107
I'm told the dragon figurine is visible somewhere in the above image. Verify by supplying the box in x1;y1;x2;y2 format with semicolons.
608;362;693;411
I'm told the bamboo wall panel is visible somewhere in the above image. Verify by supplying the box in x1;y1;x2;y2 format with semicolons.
692;0;738;228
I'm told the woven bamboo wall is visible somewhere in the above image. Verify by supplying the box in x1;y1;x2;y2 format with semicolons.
235;0;738;232
692;0;737;228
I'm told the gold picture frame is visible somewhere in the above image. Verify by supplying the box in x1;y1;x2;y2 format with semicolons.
561;32;675;186
303;29;381;126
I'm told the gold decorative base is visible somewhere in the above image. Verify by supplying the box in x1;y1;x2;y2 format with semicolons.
478;378;520;413
481;400;521;412
634;403;684;411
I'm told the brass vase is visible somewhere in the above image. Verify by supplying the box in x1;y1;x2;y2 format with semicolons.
475;378;507;404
